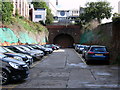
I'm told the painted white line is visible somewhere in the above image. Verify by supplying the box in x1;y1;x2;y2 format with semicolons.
74;49;87;64
31;55;48;68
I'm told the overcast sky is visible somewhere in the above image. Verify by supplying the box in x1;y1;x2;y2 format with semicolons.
56;0;119;13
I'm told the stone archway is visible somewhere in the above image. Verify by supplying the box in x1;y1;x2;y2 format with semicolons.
53;34;74;48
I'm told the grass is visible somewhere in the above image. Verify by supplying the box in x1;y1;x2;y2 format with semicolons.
14;17;48;33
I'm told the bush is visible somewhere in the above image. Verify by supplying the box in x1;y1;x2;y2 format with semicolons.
1;2;13;24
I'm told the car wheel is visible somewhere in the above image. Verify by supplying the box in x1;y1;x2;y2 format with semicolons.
1;70;10;85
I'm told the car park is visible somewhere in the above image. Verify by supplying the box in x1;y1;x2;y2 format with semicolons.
0;53;29;85
0;46;33;66
84;45;110;64
4;45;42;61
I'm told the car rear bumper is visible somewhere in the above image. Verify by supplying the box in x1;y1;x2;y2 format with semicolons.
86;57;109;61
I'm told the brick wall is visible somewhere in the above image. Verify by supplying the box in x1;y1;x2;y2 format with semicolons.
46;25;81;44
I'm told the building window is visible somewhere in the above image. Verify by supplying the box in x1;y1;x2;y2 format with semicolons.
35;15;42;18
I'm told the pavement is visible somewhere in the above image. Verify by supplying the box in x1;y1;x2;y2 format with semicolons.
2;49;120;89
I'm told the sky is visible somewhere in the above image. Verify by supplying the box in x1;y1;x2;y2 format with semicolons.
56;0;119;13
55;0;119;23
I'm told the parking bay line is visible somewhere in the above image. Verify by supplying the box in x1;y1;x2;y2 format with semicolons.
74;50;87;64
31;55;48;68
1;85;18;89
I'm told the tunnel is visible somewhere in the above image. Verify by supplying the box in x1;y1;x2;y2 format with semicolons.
53;34;74;48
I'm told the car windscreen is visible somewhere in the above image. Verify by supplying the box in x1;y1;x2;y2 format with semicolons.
0;47;7;53
15;46;26;52
3;47;15;53
26;46;33;50
19;46;30;51
84;46;90;50
90;47;107;52
79;46;84;48
0;53;6;58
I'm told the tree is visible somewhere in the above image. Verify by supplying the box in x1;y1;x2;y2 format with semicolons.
80;1;112;23
32;0;53;24
1;1;13;24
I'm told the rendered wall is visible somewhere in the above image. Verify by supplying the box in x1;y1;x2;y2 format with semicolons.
0;27;48;46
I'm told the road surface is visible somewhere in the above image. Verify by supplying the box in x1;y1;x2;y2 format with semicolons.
2;49;119;88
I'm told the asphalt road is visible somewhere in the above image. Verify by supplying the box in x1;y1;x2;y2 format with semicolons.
2;49;119;89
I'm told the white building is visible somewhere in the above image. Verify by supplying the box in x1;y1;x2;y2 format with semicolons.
44;0;57;16
71;9;79;16
30;4;47;23
12;0;29;19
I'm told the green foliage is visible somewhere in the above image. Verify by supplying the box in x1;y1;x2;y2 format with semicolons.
15;9;19;17
32;0;54;24
16;17;48;32
0;1;13;24
80;1;112;24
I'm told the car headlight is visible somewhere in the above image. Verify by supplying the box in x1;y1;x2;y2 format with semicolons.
9;62;21;69
14;56;23;61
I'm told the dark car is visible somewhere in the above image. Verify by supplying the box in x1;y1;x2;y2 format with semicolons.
4;45;42;61
18;45;44;58
0;53;29;85
1;46;33;66
29;45;53;55
84;45;110;64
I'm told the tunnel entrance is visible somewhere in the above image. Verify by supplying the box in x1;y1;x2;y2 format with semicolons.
53;34;74;48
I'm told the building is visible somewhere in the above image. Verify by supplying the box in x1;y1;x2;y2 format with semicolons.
71;9;79;16
12;0;29;19
44;0;57;16
29;4;47;23
54;9;79;24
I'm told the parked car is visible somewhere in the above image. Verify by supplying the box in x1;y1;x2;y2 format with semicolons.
0;46;33;66
77;45;87;53
37;45;53;54
84;45;110;64
43;44;58;50
29;44;53;55
75;44;81;52
54;44;60;50
4;45;42;61
82;45;91;58
0;53;29;85
19;45;45;57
